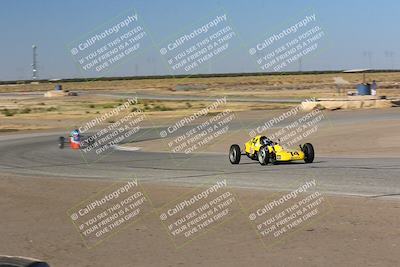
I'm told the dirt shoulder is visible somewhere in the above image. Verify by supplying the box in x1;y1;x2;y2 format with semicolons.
0;174;398;266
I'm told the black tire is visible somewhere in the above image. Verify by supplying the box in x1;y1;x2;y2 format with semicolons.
229;144;241;164
0;256;49;267
302;143;315;163
257;146;270;165
59;136;65;149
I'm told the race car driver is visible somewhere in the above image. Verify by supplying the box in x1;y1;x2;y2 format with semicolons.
260;136;274;146
69;129;81;149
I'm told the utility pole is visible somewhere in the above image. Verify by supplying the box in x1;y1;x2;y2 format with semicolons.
32;45;38;80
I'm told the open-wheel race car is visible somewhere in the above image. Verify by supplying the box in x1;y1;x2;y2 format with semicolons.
229;135;314;165
58;129;94;150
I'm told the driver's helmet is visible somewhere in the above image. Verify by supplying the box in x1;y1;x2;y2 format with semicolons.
260;136;273;146
70;129;81;142
71;129;80;137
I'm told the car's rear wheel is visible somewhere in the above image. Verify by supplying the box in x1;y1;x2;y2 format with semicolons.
59;136;65;149
302;143;315;163
229;144;241;164
258;146;269;165
270;152;278;165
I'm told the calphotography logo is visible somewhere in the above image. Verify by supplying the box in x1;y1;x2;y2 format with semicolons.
67;179;153;248
248;12;327;72
247;98;328;149
158;13;236;74
247;180;332;248
68;9;150;75
71;97;150;163
157;96;237;164
157;180;242;248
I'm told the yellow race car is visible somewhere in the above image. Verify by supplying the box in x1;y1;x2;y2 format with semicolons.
229;135;314;165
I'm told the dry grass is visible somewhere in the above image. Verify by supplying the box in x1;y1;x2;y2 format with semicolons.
0;94;294;131
1;72;400;97
1;72;399;131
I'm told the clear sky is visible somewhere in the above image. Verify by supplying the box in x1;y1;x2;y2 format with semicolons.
0;0;399;81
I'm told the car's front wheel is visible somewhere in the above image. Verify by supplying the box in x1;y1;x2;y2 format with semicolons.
229;144;241;164
258;146;270;165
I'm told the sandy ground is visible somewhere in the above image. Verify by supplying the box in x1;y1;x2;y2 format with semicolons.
0;174;399;266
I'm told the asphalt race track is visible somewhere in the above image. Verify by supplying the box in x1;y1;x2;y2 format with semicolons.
0;126;399;199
